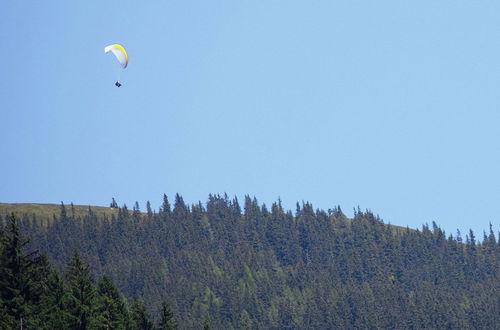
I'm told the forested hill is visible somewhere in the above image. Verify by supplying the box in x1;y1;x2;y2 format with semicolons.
2;195;499;329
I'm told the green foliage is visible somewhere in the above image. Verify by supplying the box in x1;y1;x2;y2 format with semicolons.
0;214;44;328
3;195;500;328
129;298;154;330
158;300;177;329
202;317;211;330
95;275;129;329
0;214;176;329
0;298;16;329
65;251;98;330
0;202;119;226
31;256;72;329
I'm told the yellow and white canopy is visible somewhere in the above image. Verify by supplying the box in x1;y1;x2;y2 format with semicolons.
104;44;128;68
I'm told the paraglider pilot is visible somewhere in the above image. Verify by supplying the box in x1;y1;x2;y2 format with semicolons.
104;44;128;88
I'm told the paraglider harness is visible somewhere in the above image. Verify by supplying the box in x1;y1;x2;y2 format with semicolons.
115;81;122;87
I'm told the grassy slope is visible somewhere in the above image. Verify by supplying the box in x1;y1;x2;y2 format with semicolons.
0;202;120;225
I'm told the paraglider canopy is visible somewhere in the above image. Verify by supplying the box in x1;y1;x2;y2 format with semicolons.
104;44;128;68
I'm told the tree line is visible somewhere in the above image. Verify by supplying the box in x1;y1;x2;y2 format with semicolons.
2;193;499;328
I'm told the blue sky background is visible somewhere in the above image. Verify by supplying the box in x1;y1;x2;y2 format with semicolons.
2;1;500;238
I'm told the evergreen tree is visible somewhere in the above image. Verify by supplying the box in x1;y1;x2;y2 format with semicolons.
0;297;16;329
95;275;129;330
158;300;177;329
0;214;43;328
146;201;153;218
65;251;97;330
60;202;68;220
0;221;16;329
133;202;141;221
34;262;71;329
129;298;154;330
160;194;171;216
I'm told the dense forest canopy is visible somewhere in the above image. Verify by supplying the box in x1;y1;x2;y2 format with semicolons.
0;214;178;329
1;194;499;329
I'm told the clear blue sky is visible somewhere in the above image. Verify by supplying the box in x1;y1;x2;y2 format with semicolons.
2;1;499;238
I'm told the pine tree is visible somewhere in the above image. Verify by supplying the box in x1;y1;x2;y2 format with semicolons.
129;298;154;330
0;213;42;328
0;297;16;329
60;202;68;220
133;202;141;221
34;260;71;329
0;222;16;329
158;300;177;329
146;201;153;218
65;251;97;330
95;275;129;330
160;194;171;216
173;194;188;217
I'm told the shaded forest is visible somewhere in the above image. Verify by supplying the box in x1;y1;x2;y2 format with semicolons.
2;194;499;329
0;215;178;329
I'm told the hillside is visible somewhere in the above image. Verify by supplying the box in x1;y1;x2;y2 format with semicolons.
1;195;499;328
0;201;409;233
0;202;119;226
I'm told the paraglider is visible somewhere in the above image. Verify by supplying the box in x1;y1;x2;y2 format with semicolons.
104;44;128;87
